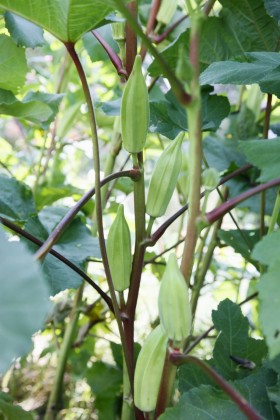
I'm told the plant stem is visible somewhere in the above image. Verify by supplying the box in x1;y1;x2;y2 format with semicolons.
65;43;134;389
125;1;138;76
206;177;280;226
180;13;203;285
126;152;146;368
34;169;139;261
92;30;127;78
113;0;191;105
260;93;272;238
154;348;177;418
121;352;133;420
44;284;84;420
170;354;261;420
140;0;161;59
268;188;280;234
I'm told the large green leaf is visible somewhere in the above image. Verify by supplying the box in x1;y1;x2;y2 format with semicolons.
212;299;267;379
252;231;280;358
0;89;54;125
0;227;50;373
265;0;280;25
86;361;122;420
162;368;277;420
0;34;28;93
5;12;45;48
0;0;117;42
0;175;36;221
24;207;101;295
149;88;230;139
239;138;280;182
0;393;33;419
200;53;280;98
218;229;259;265
149;0;280;77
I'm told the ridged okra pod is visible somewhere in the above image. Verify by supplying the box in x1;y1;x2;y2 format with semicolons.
158;253;192;342
106;204;132;291
146;131;184;218
134;325;168;412
121;55;149;154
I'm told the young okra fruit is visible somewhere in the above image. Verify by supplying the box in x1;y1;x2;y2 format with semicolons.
156;0;178;26
134;325;168;412
121;55;150;154
106;204;132;291
146;131;184;218
158;253;192;342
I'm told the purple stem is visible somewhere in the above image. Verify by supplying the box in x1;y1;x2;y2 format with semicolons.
92;30;127;78
207;177;280;225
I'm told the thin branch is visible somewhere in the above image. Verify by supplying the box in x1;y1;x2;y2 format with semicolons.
0;216;114;312
34;169;139;261
170;354;261;420
206;177;280;225
140;0;161;59
92;30;127;78
152;15;188;44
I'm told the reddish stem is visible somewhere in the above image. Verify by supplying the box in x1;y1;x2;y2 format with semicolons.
207;177;280;225
125;1;138;75
170;354;262;420
140;0;161;59
92;30;127;78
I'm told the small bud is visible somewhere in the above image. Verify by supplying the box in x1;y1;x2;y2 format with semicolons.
202;167;220;191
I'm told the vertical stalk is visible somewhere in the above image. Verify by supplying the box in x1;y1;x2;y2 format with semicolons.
44;284;84;420
126;1;138;75
65;43;134;390
260;93;272;238
154;348;177;418
180;13;203;285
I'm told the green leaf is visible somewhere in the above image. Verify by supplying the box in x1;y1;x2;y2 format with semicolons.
0;174;36;221
0;89;54;125
218;229;259;265
23;91;64;129
0;394;33;419
0;227;50;373
0;0;116;42
265;0;280;25
5;12;45;48
252;231;280;358
149;88;230;139
86;361;122;420
212;299;267;379
0;34;28;93
200;53;280;98
149;0;280;77
179;361;216;393
34;185;82;210
162;368;277;420
24;208;101;295
239;139;280;182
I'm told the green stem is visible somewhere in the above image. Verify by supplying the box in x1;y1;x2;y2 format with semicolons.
44;284;84;420
260;93;272;238
65;43;134;389
180;15;203;285
268;188;280;234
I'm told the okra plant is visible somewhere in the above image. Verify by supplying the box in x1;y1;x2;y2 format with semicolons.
1;0;280;419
